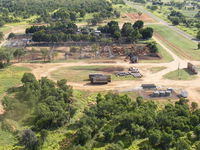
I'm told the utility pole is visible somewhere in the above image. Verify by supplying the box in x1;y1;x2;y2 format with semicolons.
178;62;180;80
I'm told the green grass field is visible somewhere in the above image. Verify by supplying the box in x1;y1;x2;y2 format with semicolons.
51;65;138;82
163;68;197;80
149;66;167;73
147;24;199;60
0;66;31;96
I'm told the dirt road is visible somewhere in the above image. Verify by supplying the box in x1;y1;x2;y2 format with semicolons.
124;0;199;43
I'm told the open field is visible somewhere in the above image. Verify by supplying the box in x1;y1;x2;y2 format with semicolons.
147;24;199;60
163;68;197;80
50;65;139;82
0;66;31;96
149;66;167;73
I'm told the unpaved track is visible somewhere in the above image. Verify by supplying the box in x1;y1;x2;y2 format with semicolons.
14;46;200;103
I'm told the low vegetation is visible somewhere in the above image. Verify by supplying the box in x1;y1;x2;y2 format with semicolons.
63;94;200;150
51;65;138;82
148;24;199;60
163;68;197;80
1;74;200;149
0;66;31;96
149;66;167;73
146;0;200;37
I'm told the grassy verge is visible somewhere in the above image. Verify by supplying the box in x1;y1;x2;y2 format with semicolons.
149;66;167;73
147;24;199;60
0;66;31;96
163;69;197;80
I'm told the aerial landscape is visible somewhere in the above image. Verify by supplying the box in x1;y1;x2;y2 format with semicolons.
0;0;200;149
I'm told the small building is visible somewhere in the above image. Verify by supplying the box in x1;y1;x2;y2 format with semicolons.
142;84;157;89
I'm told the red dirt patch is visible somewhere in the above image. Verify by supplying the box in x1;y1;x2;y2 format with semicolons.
125;13;156;23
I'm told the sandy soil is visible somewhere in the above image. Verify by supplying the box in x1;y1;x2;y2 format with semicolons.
125;13;156;23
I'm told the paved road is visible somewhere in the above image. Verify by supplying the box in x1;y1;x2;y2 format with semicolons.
125;0;199;43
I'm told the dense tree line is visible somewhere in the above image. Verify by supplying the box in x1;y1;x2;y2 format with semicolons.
0;0;114;24
2;73;75;149
98;20;154;42
26;20;153;43
67;93;200;150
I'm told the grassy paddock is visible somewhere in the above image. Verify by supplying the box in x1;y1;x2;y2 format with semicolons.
51;65;139;82
0;66;31;96
163;68;197;80
147;24;199;60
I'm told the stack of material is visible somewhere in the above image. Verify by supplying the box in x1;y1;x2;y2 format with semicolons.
129;67;142;78
112;44;149;56
187;62;198;74
152;90;172;97
115;67;142;78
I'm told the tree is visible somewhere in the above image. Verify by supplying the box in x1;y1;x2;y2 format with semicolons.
13;48;26;62
198;43;200;50
7;33;15;39
121;23;132;36
30;48;36;60
80;10;86;18
75;126;92;146
70;12;77;21
149;130;161;146
91;44;100;57
197;31;200;40
21;129;39;150
0;32;4;41
114;10;120;18
91;18;98;26
147;42;158;53
191;102;198;111
107;21;120;34
40;48;49;62
105;143;123;150
21;73;37;84
141;27;154;39
40;129;48;144
128;29;142;43
0;21;5;27
133;20;144;29
113;31;121;40
176;138;191;150
0;47;13;65
170;17;180;25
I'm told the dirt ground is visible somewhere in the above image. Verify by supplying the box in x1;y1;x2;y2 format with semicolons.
0;10;200;115
125;13;156;23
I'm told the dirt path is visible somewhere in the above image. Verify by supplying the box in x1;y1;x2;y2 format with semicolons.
154;33;192;60
13;32;200;103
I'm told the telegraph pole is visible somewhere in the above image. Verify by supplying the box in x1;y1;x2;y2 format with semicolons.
178;62;180;80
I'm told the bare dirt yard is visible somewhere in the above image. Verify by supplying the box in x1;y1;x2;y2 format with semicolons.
125;13;156;23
